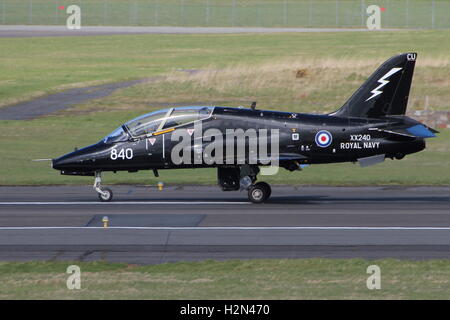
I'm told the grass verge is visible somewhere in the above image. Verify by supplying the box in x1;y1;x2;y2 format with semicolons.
0;259;449;299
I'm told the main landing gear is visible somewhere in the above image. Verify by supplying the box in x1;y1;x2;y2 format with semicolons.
247;182;272;204
218;166;272;203
94;171;113;202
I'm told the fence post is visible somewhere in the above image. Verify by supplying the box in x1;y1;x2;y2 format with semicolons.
103;0;107;25
386;0;389;27
205;0;209;26
129;0;138;26
406;0;409;28
256;1;260;26
128;0;131;25
79;0;83;25
360;0;365;27
107;0;110;26
180;0;184;26
135;1;139;26
154;0;158;26
29;0;33;24
308;0;312;26
2;0;5;24
335;0;339;26
54;0;58;24
231;0;235;27
431;0;435;29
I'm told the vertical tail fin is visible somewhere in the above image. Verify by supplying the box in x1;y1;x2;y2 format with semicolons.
331;52;417;118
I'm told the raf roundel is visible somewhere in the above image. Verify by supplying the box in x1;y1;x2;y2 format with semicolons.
315;130;333;148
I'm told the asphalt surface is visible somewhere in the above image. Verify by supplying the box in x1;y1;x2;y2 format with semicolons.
0;78;155;120
0;25;378;37
0;185;449;264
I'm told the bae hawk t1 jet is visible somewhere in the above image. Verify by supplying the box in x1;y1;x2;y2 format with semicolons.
52;52;437;203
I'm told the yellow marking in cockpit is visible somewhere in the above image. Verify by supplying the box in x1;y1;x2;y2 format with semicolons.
153;128;175;136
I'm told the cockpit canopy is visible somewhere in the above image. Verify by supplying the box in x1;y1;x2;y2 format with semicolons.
103;106;214;144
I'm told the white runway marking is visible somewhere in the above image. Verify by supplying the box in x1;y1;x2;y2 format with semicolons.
0;201;250;205
0;226;449;231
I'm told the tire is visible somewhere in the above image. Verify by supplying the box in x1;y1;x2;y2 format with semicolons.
98;188;113;202
248;182;271;203
262;182;272;199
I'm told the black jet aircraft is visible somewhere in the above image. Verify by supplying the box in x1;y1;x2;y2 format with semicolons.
52;52;437;203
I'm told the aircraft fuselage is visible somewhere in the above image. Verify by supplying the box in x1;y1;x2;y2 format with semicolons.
52;107;426;174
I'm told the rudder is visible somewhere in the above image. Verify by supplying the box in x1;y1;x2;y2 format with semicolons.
331;52;417;118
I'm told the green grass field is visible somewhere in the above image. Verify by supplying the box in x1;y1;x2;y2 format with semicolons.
0;30;449;186
0;259;449;299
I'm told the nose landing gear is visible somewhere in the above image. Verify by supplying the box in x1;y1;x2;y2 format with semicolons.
94;171;113;202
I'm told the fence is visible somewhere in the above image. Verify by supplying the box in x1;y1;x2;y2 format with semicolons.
1;0;450;29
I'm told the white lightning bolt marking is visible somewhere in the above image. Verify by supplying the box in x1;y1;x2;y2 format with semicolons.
365;67;402;102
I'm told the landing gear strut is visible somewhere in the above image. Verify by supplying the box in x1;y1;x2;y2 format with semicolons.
94;171;113;202
240;165;272;203
217;166;272;203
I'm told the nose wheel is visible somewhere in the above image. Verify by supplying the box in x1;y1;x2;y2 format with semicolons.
98;187;113;202
93;171;113;202
248;182;271;203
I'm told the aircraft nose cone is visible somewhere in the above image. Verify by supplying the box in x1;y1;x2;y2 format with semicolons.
52;154;77;171
52;142;105;172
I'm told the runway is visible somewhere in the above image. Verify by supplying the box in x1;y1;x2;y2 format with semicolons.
0;185;449;263
0;25;382;38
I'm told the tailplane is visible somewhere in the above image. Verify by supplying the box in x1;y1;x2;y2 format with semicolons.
331;52;417;118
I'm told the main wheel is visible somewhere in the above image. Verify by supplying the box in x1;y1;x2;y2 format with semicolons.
98;188;113;202
248;182;271;203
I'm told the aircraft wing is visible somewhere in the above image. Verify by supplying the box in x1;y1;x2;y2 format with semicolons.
256;153;308;163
